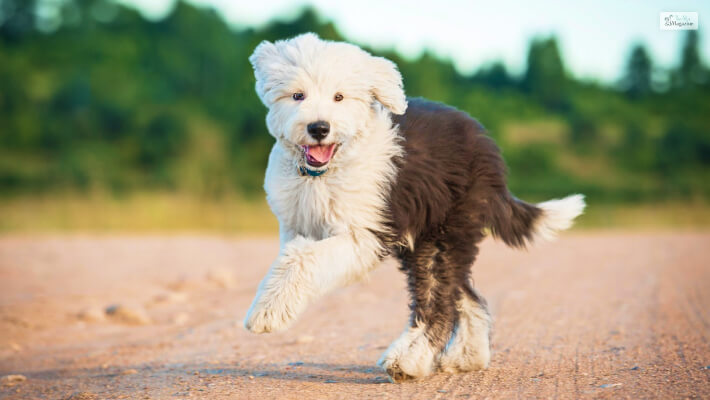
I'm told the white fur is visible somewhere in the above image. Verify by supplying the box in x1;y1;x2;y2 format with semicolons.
377;321;438;381
249;33;406;151
533;194;586;242
244;33;406;333
438;294;491;373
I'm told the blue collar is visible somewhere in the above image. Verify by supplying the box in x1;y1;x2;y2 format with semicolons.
299;166;327;177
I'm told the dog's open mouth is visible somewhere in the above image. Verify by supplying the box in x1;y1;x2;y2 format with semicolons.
302;144;337;167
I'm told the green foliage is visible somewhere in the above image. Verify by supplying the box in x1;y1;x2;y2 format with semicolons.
0;0;36;42
656;119;710;173
622;44;652;99
522;37;569;111
0;0;708;204
675;30;708;90
472;61;515;90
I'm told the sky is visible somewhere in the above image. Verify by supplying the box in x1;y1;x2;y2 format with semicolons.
116;0;710;83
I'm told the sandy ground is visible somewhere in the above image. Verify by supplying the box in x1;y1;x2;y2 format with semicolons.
0;233;708;399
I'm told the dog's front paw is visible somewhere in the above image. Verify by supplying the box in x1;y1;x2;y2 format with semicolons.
243;275;305;333
377;326;437;382
244;300;293;333
244;239;315;333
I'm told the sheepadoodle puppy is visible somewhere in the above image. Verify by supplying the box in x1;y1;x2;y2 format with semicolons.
244;33;585;382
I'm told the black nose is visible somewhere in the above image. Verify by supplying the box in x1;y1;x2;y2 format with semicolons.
307;121;330;140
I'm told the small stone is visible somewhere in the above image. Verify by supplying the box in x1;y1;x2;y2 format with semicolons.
324;379;338;383
207;268;236;289
77;306;106;322
248;375;254;380
437;389;448;393
63;392;98;400
297;335;314;344
9;343;22;352
167;278;192;292
599;383;622;388
0;374;26;386
105;305;152;325
288;361;304;366
631;366;640;371
153;291;188;304
121;369;138;375
3;316;30;328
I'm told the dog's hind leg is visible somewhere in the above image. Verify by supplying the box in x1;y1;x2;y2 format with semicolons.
438;280;491;373
378;212;486;382
378;239;455;382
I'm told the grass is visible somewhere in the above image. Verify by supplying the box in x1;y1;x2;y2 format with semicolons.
0;193;278;235
576;201;710;230
0;193;708;234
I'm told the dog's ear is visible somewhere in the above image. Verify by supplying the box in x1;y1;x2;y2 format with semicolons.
249;40;281;106
369;56;407;115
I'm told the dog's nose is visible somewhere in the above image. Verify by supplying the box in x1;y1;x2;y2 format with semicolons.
307;121;330;140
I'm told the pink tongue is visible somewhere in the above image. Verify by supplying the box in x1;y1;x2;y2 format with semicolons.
306;144;335;163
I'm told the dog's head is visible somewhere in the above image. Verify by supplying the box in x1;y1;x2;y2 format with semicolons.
249;33;406;170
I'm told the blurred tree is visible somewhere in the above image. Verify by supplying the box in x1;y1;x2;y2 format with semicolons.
568;111;599;145
137;111;186;170
521;37;569;111
259;7;341;42
0;0;36;43
616;121;655;171
656;119;710;173
472;61;514;89
0;1;708;203
622;44;652;99
673;30;708;90
398;51;459;102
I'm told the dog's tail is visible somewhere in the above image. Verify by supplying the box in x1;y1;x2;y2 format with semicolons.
488;193;585;248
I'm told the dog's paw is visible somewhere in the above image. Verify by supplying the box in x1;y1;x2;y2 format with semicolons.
243;300;293;333
243;279;305;333
377;326;437;382
438;295;491;373
438;338;490;373
382;364;416;383
244;242;315;333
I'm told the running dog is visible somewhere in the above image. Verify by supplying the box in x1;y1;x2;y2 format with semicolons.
244;33;585;382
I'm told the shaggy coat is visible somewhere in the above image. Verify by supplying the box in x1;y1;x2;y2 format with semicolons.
244;33;585;382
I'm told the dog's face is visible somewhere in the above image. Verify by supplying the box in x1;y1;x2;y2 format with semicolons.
249;33;407;170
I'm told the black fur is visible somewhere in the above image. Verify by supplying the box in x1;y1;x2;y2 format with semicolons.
379;98;544;378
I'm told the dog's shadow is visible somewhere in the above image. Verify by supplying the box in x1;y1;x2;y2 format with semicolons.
14;361;392;394
198;362;390;384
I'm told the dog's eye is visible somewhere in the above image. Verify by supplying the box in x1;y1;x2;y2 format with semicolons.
334;93;344;102
292;92;305;101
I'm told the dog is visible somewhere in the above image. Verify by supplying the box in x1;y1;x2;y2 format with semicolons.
244;33;585;382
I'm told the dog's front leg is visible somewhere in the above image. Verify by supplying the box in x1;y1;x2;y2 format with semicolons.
244;232;380;333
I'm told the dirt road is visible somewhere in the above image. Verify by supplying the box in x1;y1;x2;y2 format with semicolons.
0;233;708;399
